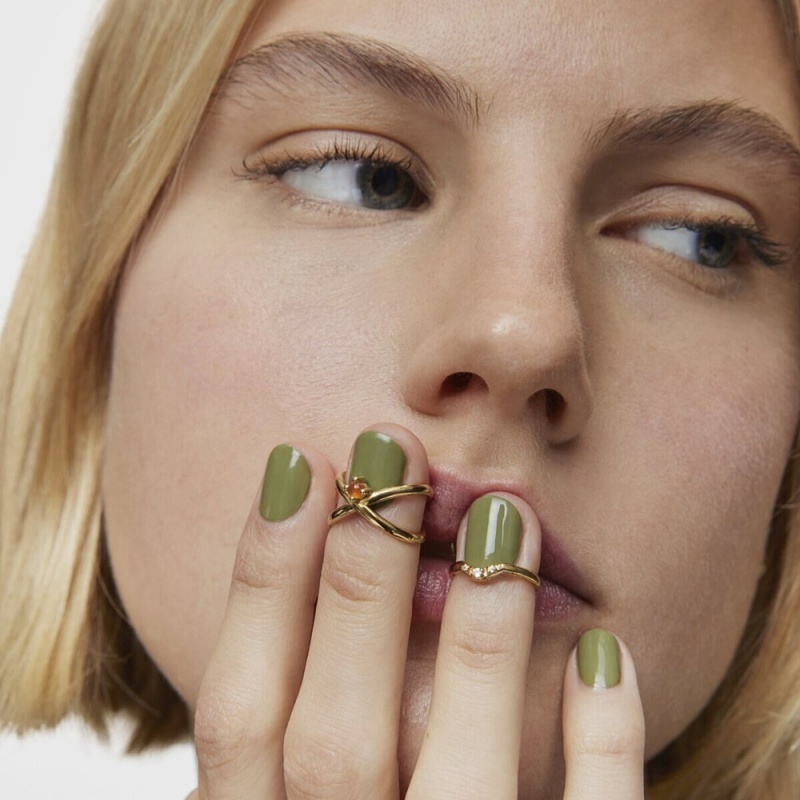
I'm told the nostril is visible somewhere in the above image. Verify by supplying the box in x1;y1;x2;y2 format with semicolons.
442;371;476;396
544;389;566;423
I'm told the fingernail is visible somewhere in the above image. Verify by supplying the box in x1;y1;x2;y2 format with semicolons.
259;445;311;521
578;629;621;689
348;431;406;490
464;495;522;567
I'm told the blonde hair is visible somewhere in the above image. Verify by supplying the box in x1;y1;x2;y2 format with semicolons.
0;0;265;749
0;0;798;794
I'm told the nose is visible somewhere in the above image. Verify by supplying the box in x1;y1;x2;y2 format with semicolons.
399;221;593;446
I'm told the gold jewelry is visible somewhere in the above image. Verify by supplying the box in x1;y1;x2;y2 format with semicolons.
328;473;433;544
450;560;541;588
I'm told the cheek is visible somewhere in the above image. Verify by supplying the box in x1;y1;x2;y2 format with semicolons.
101;205;407;699
102;222;310;697
605;331;800;754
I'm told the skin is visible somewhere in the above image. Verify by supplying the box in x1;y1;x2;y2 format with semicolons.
103;0;800;796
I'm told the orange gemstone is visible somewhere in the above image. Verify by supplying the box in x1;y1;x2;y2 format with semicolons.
347;478;371;500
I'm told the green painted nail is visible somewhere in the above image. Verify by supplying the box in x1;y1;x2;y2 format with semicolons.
259;445;311;521
348;431;406;490
464;495;522;567
578;629;621;689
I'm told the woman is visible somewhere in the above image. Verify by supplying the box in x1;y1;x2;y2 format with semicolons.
2;0;800;797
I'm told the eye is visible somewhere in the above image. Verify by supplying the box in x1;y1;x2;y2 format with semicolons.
629;222;739;269
613;214;789;272
279;158;424;210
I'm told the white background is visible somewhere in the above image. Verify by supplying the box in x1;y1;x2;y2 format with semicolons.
0;3;196;797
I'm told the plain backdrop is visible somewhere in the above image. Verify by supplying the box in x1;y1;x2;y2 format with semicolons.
0;3;196;797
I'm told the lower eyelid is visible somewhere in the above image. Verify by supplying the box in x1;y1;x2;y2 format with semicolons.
268;177;429;225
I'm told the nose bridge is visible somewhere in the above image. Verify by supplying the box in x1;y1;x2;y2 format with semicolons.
463;138;582;310
461;154;583;328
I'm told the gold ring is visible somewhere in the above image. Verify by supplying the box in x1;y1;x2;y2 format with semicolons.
328;473;433;544
450;560;541;588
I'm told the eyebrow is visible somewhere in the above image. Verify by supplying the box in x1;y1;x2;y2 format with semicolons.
218;32;484;128
219;36;800;185
588;101;800;182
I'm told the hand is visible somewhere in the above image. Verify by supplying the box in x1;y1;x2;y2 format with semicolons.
185;424;645;799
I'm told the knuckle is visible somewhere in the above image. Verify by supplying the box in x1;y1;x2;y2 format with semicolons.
193;686;256;775
448;615;518;676
319;545;390;609
231;521;284;594
572;716;645;763
284;726;369;799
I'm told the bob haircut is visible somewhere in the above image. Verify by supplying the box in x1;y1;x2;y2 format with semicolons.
1;1;800;797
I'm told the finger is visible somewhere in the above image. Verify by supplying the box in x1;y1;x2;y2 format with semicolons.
562;630;645;799
408;493;541;800
284;425;429;800
193;443;336;799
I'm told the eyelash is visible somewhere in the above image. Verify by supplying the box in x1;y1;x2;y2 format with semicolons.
240;138;425;197
239;140;791;272
638;216;790;270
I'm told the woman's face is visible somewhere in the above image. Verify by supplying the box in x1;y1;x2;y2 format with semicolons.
104;0;800;793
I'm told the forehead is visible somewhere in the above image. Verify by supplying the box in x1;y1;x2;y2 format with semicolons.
244;0;800;140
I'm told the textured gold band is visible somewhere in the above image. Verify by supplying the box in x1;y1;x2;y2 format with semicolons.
328;472;433;544
450;560;541;588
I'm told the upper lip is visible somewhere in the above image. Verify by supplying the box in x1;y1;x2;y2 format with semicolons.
423;463;592;604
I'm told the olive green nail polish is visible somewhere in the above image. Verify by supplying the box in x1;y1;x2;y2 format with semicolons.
578;629;621;689
464;495;522;567
348;431;406;490
259;445;311;521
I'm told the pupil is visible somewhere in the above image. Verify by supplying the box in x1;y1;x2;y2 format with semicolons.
370;166;400;197
698;229;735;268
356;161;418;210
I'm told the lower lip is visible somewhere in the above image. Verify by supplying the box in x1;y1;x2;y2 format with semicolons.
412;557;585;623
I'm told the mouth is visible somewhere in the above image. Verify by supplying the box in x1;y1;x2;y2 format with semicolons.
419;540;456;560
412;464;592;624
